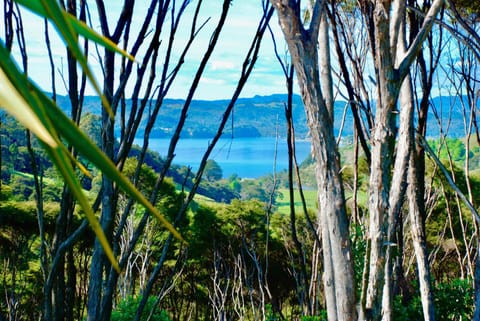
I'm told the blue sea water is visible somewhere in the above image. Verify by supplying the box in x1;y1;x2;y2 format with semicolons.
136;137;312;178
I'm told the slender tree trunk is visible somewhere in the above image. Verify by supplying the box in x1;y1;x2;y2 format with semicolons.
364;2;399;317
286;71;312;315
271;3;357;320
381;6;413;318
319;11;333;121
408;2;443;319
408;146;436;321
87;11;117;314
474;248;480;320
362;1;445;319
381;75;413;321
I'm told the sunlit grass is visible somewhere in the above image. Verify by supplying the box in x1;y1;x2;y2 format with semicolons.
276;188;318;215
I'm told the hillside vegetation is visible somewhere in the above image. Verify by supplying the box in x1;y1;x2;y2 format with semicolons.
2;111;480;319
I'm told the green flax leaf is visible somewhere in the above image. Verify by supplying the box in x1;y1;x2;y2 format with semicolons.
0;68;57;147
15;0;113;118
14;0;135;62
2;2;182;272
46;145;120;273
36;89;184;242
0;43;121;273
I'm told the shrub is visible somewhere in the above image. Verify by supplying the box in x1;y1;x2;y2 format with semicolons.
111;296;171;321
393;278;473;321
301;311;327;321
266;304;285;321
435;278;473;320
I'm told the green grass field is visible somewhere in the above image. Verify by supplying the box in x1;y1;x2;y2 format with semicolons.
276;188;318;214
275;187;370;215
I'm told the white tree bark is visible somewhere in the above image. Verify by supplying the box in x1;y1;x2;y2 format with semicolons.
381;75;414;321
270;2;357;320
365;2;399;318
271;1;445;320
408;151;436;321
319;11;334;121
382;4;413;318
364;1;445;319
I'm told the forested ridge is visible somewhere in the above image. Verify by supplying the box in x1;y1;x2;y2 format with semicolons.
53;93;473;139
1;0;480;321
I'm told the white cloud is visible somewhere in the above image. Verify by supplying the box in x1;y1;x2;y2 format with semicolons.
200;77;228;86
210;60;236;71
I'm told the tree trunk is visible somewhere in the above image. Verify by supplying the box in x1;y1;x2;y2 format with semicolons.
474;249;480;320
87;34;117;321
381;6;412;317
362;0;445;318
364;2;398;319
381;75;413;321
271;2;357;320
408;147;436;321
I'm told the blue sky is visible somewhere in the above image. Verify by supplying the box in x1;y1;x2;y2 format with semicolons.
4;1;291;100
2;1;468;103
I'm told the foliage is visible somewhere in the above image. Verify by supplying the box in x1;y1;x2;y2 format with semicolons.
122;158;160;196
186;205;218;258
228;173;242;193
393;279;474;321
351;224;367;297
216;199;267;239
111;296;171;321
0;200;58;232
301;313;327;321
424;156;480;276
204;159;223;181
393;294;423;321
9;173;34;200
198;179;239;203
428;138;469;163
265;304;285;321
80;112;102;146
1;115;52;176
240;178;270;201
0;183;12;200
239;174;280;203
435;279;474;320
451;0;480;17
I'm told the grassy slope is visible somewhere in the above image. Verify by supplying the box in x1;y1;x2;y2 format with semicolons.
275;188;318;215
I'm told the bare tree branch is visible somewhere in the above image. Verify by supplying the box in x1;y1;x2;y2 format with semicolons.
398;0;445;79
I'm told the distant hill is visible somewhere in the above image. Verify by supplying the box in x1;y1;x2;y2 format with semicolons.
54;93;470;139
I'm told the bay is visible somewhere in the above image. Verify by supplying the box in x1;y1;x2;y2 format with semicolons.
135;137;312;178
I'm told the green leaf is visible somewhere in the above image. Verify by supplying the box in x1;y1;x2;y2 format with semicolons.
0;41;183;245
0;42;121;272
69;18;136;62
0;67;57;148
46;145;120;273
15;0;113;118
14;0;135;62
1;1;182;274
40;93;184;242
